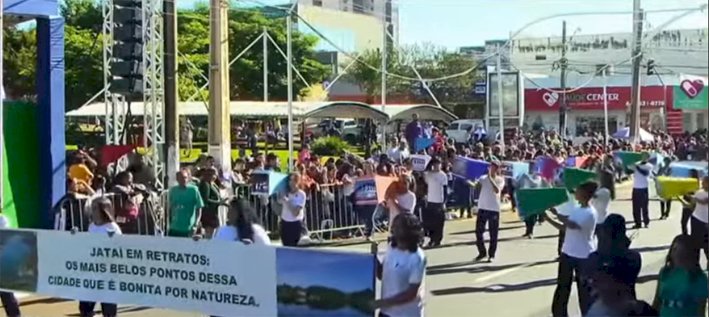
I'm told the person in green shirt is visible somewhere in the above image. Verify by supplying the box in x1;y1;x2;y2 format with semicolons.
653;234;708;317
168;169;204;238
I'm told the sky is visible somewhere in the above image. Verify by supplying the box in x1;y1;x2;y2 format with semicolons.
181;0;709;49
276;248;374;293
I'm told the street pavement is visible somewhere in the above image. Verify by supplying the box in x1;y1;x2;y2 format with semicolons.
6;183;700;317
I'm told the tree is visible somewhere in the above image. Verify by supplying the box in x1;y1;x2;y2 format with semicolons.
2;0;328;111
177;7;329;102
341;48;403;103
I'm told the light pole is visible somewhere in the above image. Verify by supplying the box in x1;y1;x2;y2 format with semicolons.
286;1;295;171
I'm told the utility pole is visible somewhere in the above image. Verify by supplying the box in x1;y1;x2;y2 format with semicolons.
558;20;568;137
496;48;505;147
163;0;179;187
263;27;268;102
286;2;295;171
602;68;609;146
381;20;388;149
208;0;231;173
629;0;644;143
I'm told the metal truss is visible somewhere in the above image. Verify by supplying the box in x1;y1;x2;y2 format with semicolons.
142;0;165;190
102;0;165;189
103;0;125;146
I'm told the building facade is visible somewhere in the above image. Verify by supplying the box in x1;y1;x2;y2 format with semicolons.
523;74;708;136
298;0;399;42
510;28;708;77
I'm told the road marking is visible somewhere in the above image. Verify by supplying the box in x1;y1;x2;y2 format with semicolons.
472;261;536;283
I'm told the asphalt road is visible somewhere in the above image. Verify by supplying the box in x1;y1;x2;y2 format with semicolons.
6;183;700;317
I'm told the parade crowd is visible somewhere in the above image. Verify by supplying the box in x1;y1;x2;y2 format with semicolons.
1;112;708;317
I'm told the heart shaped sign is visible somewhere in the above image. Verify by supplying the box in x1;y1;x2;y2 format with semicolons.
680;79;705;99
543;92;559;107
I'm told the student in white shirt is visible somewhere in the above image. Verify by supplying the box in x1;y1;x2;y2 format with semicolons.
549;181;599;317
592;187;612;228
423;157;448;247
631;158;653;229
213;199;271;245
278;172;307;247
387;175;417;226
0;213;22;317
374;213;426;317
81;197;121;317
387;140;410;164
474;161;506;262
689;176;709;262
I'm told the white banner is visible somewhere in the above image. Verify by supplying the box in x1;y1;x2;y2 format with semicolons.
0;229;377;317
2;229;276;316
410;154;431;172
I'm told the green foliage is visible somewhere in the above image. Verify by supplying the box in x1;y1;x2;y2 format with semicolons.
310;136;350;156
1;0;328;111
2;28;37;101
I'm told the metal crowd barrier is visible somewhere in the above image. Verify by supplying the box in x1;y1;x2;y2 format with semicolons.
53;191;166;236
158;183;367;242
232;183;365;241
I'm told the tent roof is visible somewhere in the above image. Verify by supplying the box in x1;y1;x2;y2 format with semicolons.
67;101;459;123
377;104;459;122
66;101;329;118
303;101;389;121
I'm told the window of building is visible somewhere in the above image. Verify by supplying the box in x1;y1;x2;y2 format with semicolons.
575;116;618;136
353;0;365;13
312;0;322;6
385;0;392;22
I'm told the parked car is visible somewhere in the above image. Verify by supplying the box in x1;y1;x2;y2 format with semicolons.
446;119;485;144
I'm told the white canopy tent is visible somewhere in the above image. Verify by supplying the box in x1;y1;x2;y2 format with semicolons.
612;127;655;142
380;104;459;122
65;101;327;117
67;101;460;123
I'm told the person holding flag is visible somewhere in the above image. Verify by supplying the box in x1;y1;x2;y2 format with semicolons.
631;155;653;229
548;181;599;317
423;157;448;247
474;160;506;262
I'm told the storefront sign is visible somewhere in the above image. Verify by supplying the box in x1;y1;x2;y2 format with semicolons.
0;229;376;317
525;86;669;111
673;75;708;110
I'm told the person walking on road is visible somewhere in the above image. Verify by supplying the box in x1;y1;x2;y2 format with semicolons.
679;169;701;235
549;181;599;317
688;176;708;263
374;213;427;317
474;160;506;263
278;172;307;247
631;156;653;229
80;197;121;317
423;157;448;247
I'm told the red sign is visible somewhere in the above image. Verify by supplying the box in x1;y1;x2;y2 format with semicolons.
525;86;670;111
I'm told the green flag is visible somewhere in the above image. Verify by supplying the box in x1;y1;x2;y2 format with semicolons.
563;167;597;192
516;187;569;218
615;151;645;169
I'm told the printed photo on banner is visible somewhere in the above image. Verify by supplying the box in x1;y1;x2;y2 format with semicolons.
410;154;431;172
353;177;378;205
250;172;270;196
276;248;375;317
0;229;39;292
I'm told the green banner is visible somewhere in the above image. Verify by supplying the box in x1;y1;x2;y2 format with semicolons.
673;76;708;110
